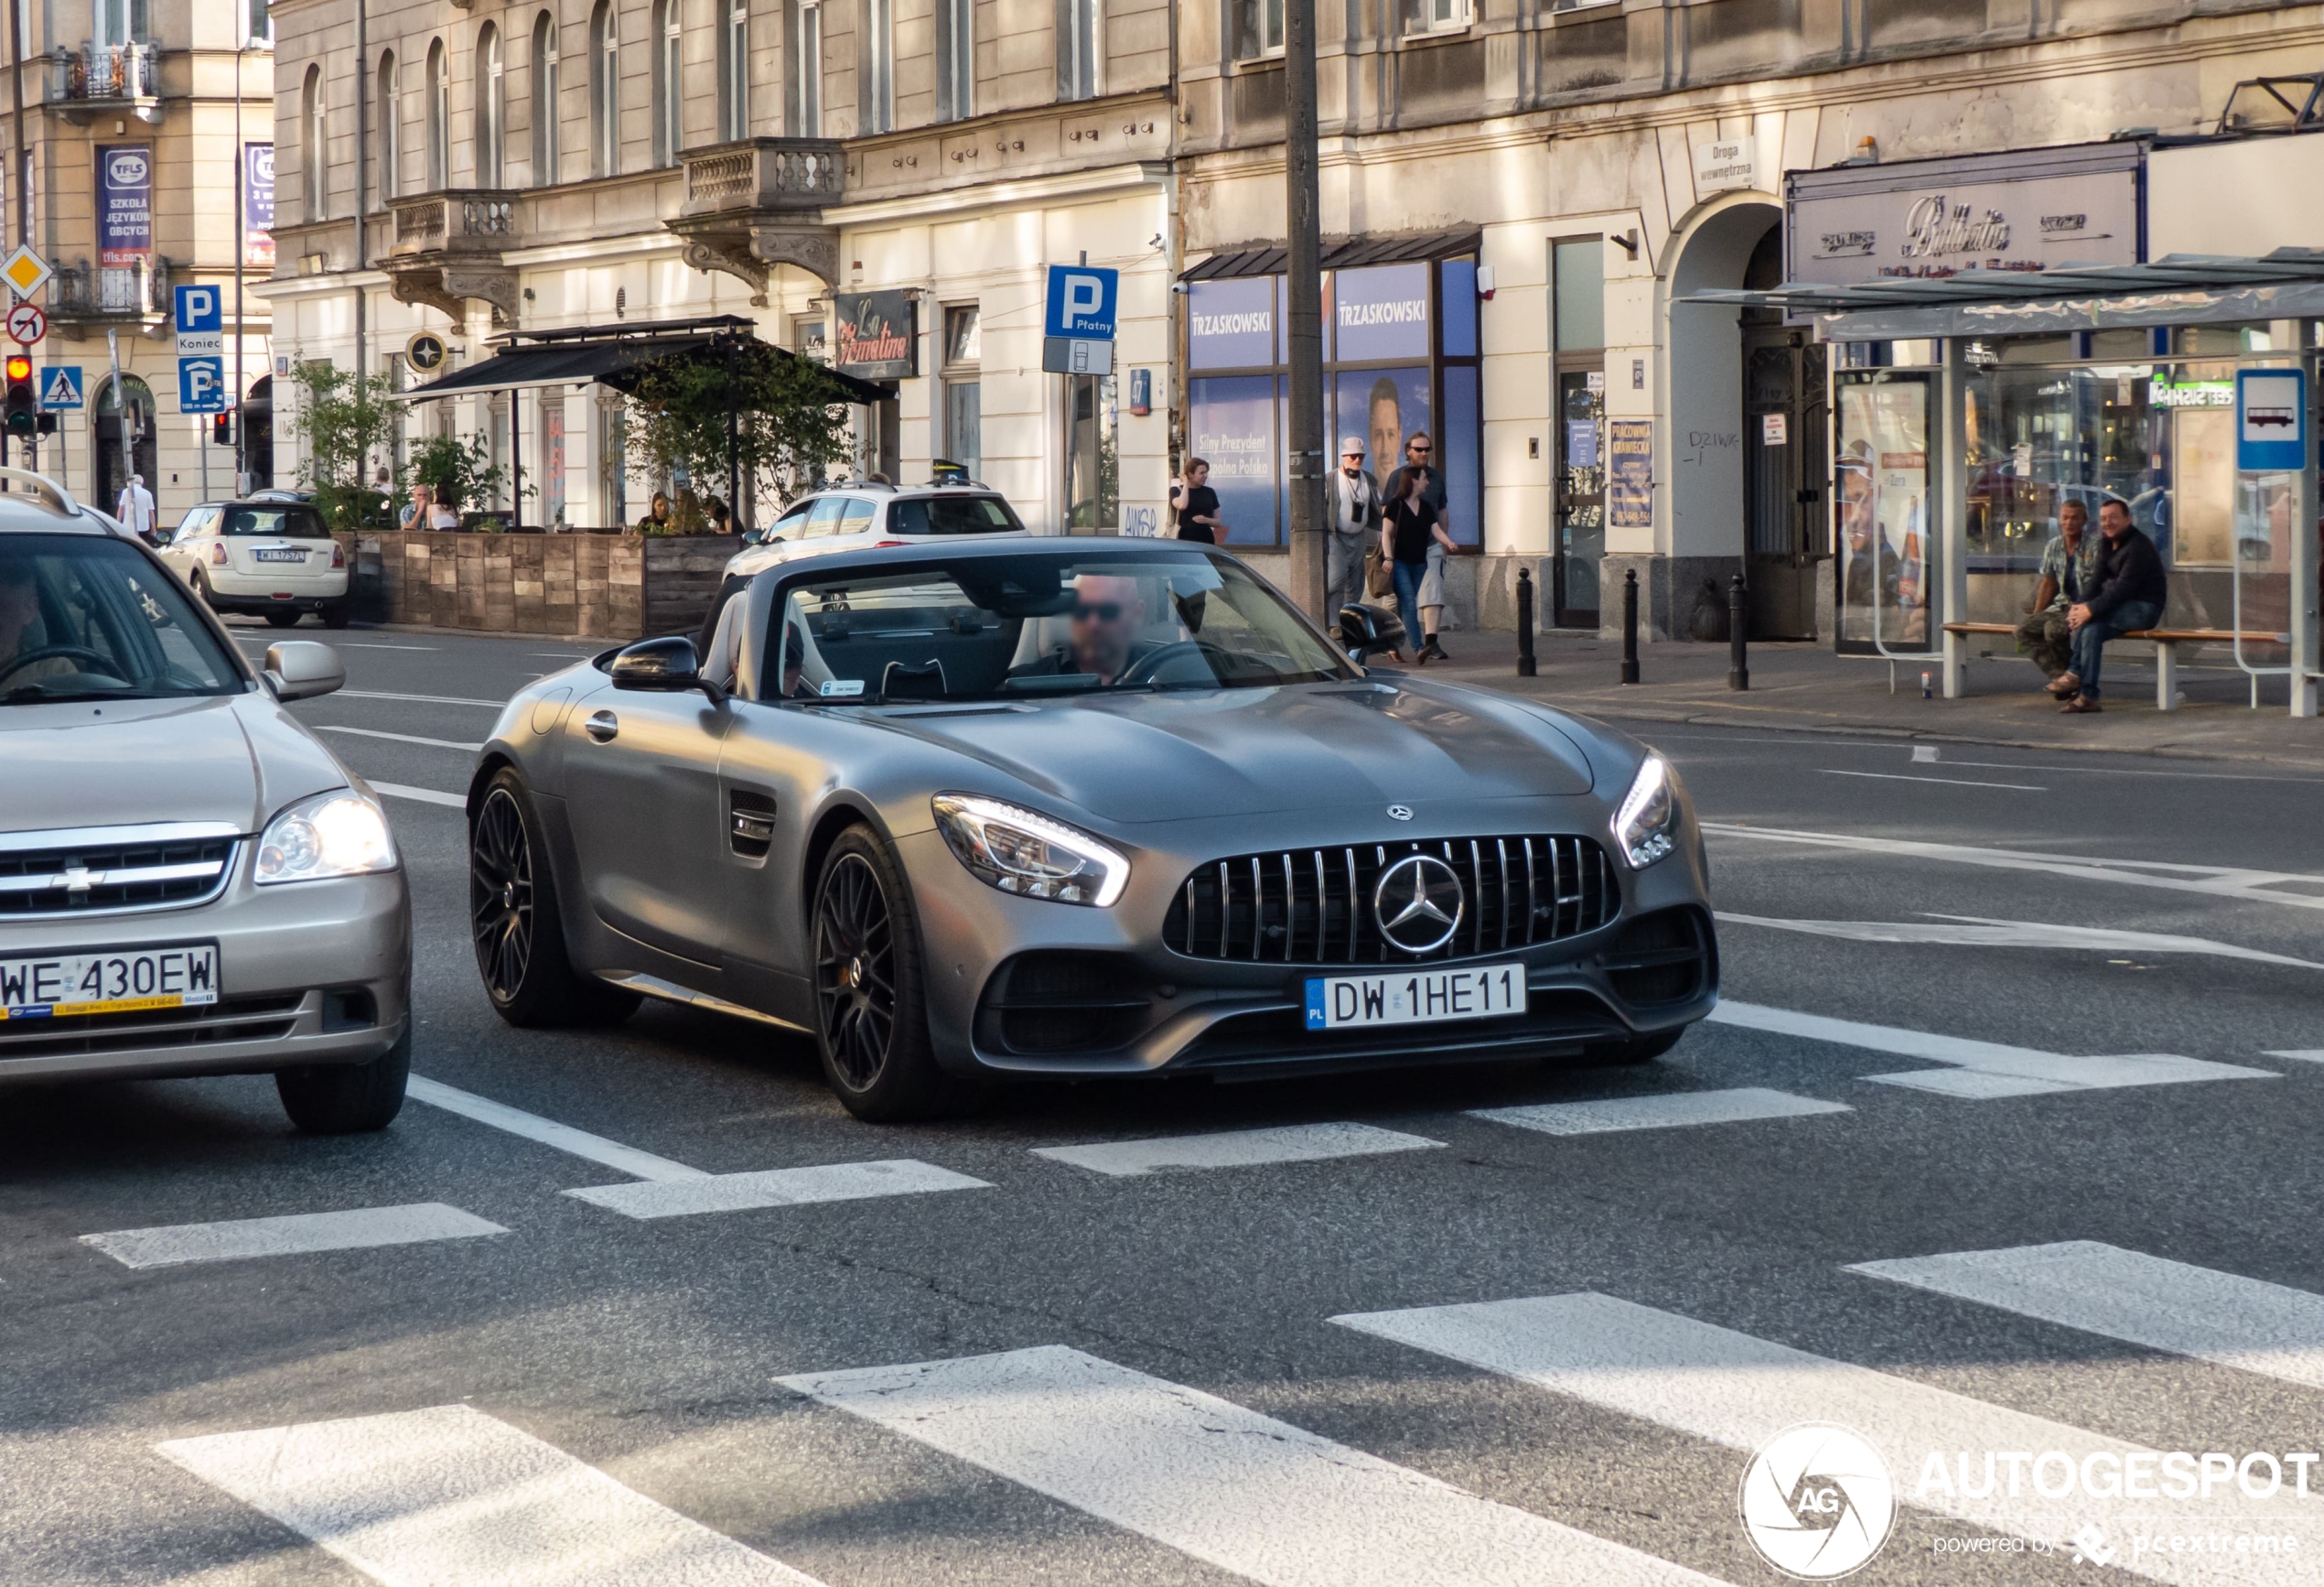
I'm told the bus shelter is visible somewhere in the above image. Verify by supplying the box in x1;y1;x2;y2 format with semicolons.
1699;251;2324;718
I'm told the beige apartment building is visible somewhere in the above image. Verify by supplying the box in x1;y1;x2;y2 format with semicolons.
263;0;1173;533
1;0;274;523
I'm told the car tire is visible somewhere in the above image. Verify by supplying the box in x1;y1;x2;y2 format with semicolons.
276;1024;412;1134
322;600;351;630
1579;1029;1686;1066
190;568;217;609
468;767;641;1028
264;609;301;628
811;823;966;1122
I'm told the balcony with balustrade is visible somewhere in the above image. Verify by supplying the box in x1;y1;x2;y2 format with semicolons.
46;41;162;125
382;190;521;326
48;258;169;335
668;138;846;302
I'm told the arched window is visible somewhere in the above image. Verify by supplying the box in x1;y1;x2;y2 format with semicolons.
531;12;560;186
717;0;748;142
376;53;400;205
477;24;504;188
589;0;619;178
787;0;821;136
301;64;325;219
425;39;448;189
651;0;680;167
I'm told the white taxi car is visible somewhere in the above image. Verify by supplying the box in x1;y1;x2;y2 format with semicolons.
160;499;350;629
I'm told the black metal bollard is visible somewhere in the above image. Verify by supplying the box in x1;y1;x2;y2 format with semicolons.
1515;566;1537;677
1620;568;1641;685
1727;574;1749;692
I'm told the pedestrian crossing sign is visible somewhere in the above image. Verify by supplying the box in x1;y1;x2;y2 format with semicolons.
38;364;81;410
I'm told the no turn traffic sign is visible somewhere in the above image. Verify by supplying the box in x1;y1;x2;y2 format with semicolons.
7;302;46;346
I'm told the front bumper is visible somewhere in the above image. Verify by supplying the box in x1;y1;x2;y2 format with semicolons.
0;866;411;1085
900;811;1717;1080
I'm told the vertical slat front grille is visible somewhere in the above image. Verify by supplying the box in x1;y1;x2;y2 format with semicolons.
1164;835;1620;966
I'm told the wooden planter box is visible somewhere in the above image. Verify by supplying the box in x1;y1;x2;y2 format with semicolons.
334;530;741;640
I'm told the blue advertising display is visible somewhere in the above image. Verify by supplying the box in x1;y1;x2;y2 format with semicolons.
1185;373;1275;545
38;366;83;410
178;356;226;414
1333;264;1431;363
1044;264;1118;340
2236;367;2307;472
1186;278;1275;371
97;145;152;266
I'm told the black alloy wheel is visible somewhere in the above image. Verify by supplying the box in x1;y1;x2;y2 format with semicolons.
811;824;963;1120
468;768;640;1028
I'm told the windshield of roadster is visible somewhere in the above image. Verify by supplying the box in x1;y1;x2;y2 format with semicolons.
766;550;1355;704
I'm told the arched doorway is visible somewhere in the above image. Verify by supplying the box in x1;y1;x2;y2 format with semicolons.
243;375;274;492
94;373;157;518
1664;199;1785;639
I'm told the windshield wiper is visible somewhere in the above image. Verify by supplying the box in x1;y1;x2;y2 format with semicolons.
4;684;138;704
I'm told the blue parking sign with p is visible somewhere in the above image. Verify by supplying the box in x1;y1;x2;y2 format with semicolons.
174;284;223;334
178;355;225;413
38;365;82;410
1045;264;1119;340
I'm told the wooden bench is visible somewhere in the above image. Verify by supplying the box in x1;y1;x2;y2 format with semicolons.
1941;621;2288;710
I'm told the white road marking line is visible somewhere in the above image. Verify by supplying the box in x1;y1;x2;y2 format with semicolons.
1470;1087;1849;1137
371;781;466;808
340;688;509;707
1849;1242;2324;1393
336;642;440;650
81;1204;505;1269
2264;1049;2324;1062
1031;1121;1444;1177
1910;743;1939;762
568;1160;991;1219
1820;768;2045;791
1924;757;2317;783
1332;1293;2308;1587
779;1344;1728;1587
314;725;484;751
1707;999;2276;1096
1702;822;2324;913
158;1404;825;1587
406;1075;709;1182
1715;912;2324;969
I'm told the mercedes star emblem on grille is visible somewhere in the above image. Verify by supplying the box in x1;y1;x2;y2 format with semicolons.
1372;854;1466;955
1386;804;1414;821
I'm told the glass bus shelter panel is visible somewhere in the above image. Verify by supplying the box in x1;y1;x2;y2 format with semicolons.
1834;370;1936;654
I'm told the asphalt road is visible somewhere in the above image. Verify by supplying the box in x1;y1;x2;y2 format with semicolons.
7;623;2324;1587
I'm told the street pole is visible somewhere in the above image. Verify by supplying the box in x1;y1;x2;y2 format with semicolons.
106;329;128;508
8;0;26;252
1282;0;1325;621
235;44;247;493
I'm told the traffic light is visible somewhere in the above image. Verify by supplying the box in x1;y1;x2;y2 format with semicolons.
211;413;234;447
3;355;33;438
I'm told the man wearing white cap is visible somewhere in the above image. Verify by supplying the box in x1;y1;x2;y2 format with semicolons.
1325;436;1379;636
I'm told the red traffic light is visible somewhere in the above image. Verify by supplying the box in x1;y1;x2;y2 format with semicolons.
4;355;29;384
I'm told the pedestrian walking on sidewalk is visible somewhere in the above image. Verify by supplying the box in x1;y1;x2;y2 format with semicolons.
1382;462;1454;665
1326;437;1379;634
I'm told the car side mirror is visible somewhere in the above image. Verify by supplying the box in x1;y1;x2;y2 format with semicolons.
610;635;726;703
740;528;764;546
1337;604;1406;664
151;526;175;546
264;640;345;702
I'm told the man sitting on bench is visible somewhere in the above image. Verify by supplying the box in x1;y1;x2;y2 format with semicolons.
2017;499;2098;691
2055;499;2167;715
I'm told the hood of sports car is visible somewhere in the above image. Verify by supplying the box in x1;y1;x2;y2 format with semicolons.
867;679;1597;824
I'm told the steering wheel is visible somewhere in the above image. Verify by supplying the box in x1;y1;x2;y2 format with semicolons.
0;645;121;688
1115;639;1232;688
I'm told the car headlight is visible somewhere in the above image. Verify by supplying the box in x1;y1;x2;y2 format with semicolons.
255;789;398;885
1610;754;1678;869
931;793;1128;907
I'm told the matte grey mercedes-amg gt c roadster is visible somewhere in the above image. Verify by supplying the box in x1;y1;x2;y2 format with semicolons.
466;538;1716;1119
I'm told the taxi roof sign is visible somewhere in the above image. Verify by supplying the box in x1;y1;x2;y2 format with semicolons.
2;244;51;299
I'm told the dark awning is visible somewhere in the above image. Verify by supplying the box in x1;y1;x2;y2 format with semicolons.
1180;228;1483;282
1679;248;2324;339
402;318;891;405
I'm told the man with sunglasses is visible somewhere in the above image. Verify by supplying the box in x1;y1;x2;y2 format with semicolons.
1006;573;1154;686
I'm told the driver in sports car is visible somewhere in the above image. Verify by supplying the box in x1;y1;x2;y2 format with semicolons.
0;550;77;693
1004;572;1160;686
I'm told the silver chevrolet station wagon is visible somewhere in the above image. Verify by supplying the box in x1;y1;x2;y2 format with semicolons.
0;472;412;1131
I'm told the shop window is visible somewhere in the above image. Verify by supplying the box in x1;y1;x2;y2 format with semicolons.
1401;0;1468;33
1552;236;1605;622
1234;0;1284;59
941;305;981;480
1067;374;1117;531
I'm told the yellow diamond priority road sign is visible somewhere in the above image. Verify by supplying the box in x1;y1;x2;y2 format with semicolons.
2;244;51;300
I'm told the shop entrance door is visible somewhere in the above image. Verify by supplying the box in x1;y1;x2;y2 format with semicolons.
1742;329;1826;640
1554;367;1605;628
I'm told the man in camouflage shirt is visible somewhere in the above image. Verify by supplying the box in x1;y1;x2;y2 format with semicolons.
2015;498;2103;686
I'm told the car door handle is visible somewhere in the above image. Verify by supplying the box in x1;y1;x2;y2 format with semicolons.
584;709;619;742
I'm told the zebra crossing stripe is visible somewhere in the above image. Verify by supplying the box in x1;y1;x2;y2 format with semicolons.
1332;1292;2311;1587
156;1404;825;1586
1850;1242;2324;1393
82;1204;505;1269
1470;1087;1849;1137
567;1159;991;1218
1030;1121;1443;1177
779;1344;1731;1587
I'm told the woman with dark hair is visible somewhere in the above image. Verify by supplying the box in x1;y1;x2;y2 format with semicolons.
1380;461;1456;664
